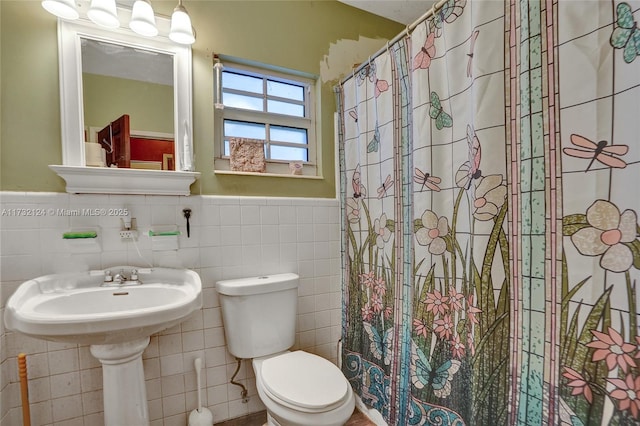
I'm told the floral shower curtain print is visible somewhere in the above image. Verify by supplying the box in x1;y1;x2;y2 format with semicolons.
337;0;639;425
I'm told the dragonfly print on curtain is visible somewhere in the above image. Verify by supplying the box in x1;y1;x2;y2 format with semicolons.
337;0;639;425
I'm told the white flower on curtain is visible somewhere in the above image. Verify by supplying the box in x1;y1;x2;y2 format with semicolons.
346;198;361;224
416;210;449;255
374;213;392;248
472;175;507;221
570;199;637;273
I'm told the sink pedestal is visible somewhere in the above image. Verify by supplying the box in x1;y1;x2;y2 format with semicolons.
90;337;151;426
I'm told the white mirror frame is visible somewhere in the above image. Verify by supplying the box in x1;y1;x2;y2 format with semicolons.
51;9;199;195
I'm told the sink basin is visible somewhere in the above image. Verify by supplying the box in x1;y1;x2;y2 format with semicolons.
5;266;202;425
4;266;202;345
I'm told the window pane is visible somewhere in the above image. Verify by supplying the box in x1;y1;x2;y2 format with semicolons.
267;100;304;117
267;80;303;101
270;145;308;161
271;126;307;145
223;92;263;111
224;120;266;139
222;71;263;94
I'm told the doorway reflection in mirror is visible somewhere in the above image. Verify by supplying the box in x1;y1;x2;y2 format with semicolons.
81;38;175;170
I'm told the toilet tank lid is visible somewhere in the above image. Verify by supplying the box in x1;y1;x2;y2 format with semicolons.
216;273;299;296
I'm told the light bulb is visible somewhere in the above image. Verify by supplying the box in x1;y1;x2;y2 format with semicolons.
169;2;195;45
87;0;120;29
41;0;79;20
130;0;158;37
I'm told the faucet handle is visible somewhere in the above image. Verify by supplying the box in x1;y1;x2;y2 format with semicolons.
104;270;113;282
130;269;138;281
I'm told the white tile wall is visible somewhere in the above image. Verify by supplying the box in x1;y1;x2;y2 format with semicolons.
0;192;342;426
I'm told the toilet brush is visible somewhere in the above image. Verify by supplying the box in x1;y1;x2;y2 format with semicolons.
188;358;214;426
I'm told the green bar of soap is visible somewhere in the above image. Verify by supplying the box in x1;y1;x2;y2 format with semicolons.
63;231;98;239
148;230;181;237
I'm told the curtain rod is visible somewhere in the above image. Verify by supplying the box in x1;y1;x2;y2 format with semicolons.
340;0;449;85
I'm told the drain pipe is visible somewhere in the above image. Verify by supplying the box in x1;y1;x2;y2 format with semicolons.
230;358;249;403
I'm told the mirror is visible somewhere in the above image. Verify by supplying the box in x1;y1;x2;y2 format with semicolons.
82;38;175;170
52;10;198;195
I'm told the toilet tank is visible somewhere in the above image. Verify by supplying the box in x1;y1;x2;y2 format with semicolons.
215;273;298;359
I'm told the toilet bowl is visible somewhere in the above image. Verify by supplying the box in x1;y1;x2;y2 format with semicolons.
253;351;355;426
215;274;355;426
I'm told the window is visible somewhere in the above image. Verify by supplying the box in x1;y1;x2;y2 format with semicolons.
214;60;318;176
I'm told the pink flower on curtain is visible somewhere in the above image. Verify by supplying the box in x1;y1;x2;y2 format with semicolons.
570;199;637;273
416;210;449;255
384;306;393;320
413;318;429;338
473;175;507;221
425;290;449;316
607;374;640;418
374;213;392;248
466;294;482;325
586;327;637;372
636;336;640;359
361;303;374;322
562;367;593;404
434;315;454;340
359;271;375;289
373;277;387;296
371;294;384;313
450;334;466;359
448;287;464;312
467;332;476;356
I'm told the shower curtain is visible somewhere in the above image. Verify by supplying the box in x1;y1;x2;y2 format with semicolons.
336;1;640;425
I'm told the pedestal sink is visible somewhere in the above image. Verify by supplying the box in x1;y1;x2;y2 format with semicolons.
4;266;202;426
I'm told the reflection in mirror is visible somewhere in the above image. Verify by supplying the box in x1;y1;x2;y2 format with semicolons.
81;38;175;170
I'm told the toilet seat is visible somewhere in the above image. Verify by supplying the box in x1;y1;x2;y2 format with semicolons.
260;351;349;413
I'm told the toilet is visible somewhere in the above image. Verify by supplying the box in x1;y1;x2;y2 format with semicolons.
216;273;355;426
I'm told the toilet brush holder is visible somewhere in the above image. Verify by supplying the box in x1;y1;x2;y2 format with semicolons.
188;358;213;426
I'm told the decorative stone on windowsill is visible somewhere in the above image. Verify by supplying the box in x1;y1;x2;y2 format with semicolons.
49;165;200;195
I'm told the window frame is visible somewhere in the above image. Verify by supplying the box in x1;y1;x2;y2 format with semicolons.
213;59;319;176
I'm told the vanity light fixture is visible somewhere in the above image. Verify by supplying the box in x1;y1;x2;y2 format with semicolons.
129;0;158;37
41;0;79;20
87;0;120;29
169;0;195;45
41;0;196;46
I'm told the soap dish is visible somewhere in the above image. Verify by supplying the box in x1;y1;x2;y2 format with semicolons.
148;225;180;251
63;227;101;253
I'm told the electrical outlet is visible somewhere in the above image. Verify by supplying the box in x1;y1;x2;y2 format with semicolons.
119;230;138;240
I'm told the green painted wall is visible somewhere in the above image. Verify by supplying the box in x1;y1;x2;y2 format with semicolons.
83;74;174;136
0;1;404;196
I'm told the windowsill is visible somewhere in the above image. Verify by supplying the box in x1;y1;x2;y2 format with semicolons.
214;169;323;179
213;157;319;178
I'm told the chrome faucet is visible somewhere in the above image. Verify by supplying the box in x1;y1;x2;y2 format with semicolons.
103;269;142;286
